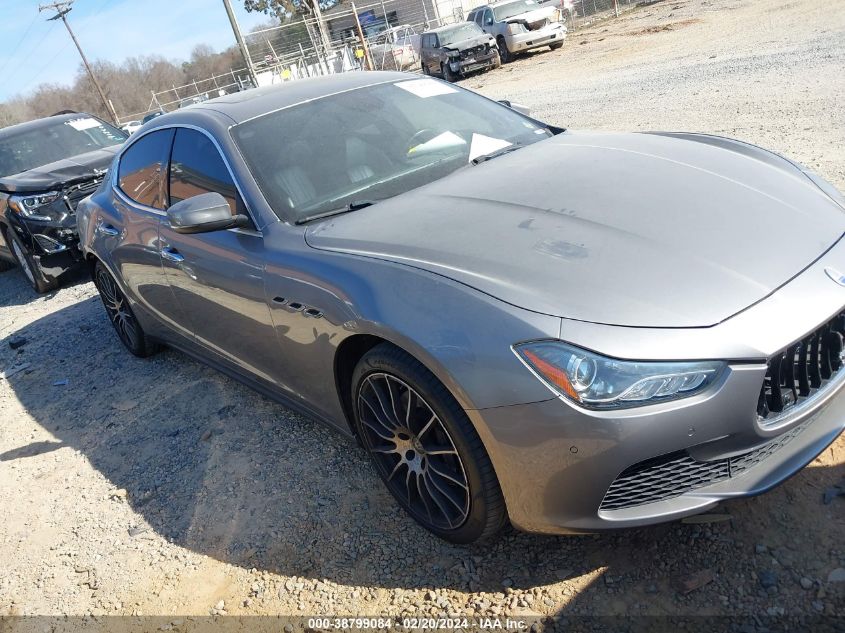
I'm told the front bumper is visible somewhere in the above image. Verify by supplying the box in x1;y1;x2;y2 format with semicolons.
7;213;83;280
449;48;500;75
470;366;845;534
505;23;566;52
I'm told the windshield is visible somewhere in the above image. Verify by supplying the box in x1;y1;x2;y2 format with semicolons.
0;116;126;177
439;23;482;46
493;0;539;21
231;79;553;223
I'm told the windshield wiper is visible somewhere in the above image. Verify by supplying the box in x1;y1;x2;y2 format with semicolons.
294;200;378;225
470;143;524;165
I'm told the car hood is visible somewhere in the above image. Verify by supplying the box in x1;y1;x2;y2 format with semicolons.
443;34;493;51
0;145;120;194
504;6;556;26
305;131;845;328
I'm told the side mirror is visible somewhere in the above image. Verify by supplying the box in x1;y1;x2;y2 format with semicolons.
498;99;532;116
167;192;249;234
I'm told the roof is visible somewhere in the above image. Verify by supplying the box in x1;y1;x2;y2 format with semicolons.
425;22;480;34
191;71;411;125
0;112;96;140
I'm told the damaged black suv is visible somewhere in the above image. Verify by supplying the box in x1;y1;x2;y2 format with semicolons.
0;112;127;293
420;22;500;81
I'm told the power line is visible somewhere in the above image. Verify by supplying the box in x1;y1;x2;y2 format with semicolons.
0;14;40;78
38;0;118;123
20;0;114;93
3;21;58;87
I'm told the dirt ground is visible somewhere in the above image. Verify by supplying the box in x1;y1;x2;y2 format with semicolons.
1;0;844;626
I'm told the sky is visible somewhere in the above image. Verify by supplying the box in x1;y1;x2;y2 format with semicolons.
0;0;270;101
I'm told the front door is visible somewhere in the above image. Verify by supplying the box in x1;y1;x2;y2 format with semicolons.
159;128;279;383
107;128;191;339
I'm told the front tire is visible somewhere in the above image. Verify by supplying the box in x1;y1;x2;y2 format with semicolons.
497;36;513;63
92;260;160;357
490;48;502;69
441;62;458;83
352;343;507;544
6;226;56;293
550;41;563;51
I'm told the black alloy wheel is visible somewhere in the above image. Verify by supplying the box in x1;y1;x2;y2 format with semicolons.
92;261;159;357
353;343;507;543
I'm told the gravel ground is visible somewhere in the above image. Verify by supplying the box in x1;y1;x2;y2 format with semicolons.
1;0;844;625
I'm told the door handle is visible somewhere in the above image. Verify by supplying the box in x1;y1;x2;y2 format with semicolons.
96;222;119;237
160;247;184;263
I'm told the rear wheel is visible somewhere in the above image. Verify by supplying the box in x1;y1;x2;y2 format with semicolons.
6;227;56;293
92;260;160;357
352;343;507;544
421;62;430;76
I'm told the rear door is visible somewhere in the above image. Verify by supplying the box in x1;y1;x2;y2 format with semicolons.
158;127;280;383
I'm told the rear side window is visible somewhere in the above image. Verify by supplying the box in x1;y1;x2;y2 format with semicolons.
118;129;173;209
168;128;243;216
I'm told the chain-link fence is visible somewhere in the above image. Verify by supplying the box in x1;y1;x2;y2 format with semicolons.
120;0;639;123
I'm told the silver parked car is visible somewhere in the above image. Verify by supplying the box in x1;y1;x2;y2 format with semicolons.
77;72;845;543
368;25;420;71
467;0;566;63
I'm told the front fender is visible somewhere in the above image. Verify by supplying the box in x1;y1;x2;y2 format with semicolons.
262;232;560;415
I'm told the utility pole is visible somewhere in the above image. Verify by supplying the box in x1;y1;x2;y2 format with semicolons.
351;2;373;71
38;1;119;124
221;0;259;87
310;1;333;61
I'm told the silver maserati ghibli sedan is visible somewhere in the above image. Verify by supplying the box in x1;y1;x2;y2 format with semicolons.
77;72;845;543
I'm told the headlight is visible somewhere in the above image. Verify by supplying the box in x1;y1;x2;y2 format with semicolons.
514;341;725;409
8;191;62;222
506;22;527;35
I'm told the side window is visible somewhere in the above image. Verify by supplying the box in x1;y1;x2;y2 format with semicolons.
118;129;173;209
168;128;244;217
432;34;439;47
485;9;494;24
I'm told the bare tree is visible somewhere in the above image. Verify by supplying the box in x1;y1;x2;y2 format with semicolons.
0;44;243;127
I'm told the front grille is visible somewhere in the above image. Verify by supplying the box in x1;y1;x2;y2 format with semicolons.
460;45;486;60
600;421;808;511
600;310;844;512
757;311;845;423
63;176;104;213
